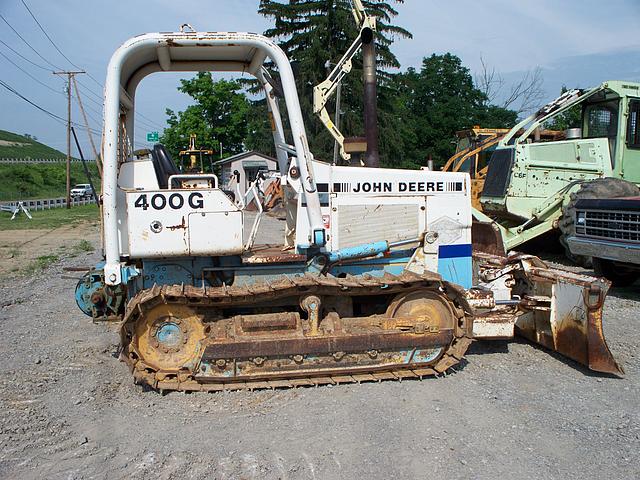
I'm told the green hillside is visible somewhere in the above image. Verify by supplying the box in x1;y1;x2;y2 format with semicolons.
0;130;67;159
0;130;100;201
0;162;100;201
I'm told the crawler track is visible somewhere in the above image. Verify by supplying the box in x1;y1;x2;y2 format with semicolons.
120;272;473;392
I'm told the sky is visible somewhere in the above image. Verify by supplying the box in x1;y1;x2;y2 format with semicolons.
0;0;639;157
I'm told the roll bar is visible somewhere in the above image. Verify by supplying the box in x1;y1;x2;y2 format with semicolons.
101;32;325;285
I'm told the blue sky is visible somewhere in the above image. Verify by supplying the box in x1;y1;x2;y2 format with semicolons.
1;0;639;156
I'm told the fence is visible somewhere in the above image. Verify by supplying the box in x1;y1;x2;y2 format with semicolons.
0;196;97;212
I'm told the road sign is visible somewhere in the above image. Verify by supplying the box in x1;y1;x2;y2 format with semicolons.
147;131;159;142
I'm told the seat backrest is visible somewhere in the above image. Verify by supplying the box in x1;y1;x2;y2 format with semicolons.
150;144;180;189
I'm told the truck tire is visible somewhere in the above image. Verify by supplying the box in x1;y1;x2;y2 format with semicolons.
559;178;640;266
593;257;640;287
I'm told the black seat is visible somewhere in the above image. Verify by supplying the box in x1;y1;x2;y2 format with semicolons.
150;144;180;189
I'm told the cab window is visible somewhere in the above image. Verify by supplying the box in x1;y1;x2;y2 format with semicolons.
627;100;640;148
583;100;619;138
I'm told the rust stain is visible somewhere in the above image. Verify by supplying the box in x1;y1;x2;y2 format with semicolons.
554;317;589;365
167;216;187;231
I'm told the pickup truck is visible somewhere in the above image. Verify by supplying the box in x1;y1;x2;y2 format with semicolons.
70;184;94;199
568;197;640;286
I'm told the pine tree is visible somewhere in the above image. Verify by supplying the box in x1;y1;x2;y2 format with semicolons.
257;0;411;163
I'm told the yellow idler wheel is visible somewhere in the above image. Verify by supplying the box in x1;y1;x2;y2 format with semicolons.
386;290;457;364
133;303;206;373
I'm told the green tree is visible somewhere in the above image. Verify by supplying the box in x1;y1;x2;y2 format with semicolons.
244;99;277;156
160;73;250;159
257;0;411;163
396;54;517;167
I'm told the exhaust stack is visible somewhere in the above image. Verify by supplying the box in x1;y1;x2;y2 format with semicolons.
362;27;379;168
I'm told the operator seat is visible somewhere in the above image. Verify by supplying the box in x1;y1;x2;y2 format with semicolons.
150;144;180;189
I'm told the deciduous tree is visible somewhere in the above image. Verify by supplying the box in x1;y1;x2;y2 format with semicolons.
160;74;250;159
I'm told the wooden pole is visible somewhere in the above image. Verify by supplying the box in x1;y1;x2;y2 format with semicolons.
53;71;85;208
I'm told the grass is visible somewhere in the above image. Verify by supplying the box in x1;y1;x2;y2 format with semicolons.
0;204;99;230
0;162;101;201
73;239;95;253
23;254;59;275
0;130;68;159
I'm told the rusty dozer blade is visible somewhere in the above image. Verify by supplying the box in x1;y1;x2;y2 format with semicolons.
472;217;506;257
475;253;623;376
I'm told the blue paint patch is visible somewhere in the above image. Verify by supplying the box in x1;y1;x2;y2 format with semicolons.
438;255;472;289
329;252;412;278
439;243;472;259
437;244;472;288
156;322;181;347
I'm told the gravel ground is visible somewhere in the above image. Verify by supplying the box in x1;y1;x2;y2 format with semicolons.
0;217;639;479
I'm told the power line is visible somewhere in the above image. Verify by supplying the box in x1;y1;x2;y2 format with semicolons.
73;79;161;132
2;10;164;132
0;50;63;95
0;13;62;70
0;38;52;72
9;2;111;116
73;77;165;131
0;78;66;123
20;0;82;71
76;77;103;101
0;78;101;135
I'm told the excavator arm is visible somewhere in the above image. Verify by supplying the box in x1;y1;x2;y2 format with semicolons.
313;0;376;161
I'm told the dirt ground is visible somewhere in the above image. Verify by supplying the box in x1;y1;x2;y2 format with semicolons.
0;224;100;279
0;217;639;479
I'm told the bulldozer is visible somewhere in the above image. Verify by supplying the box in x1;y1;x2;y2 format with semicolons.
441;128;509;210
73;25;623;393
474;82;640;261
178;134;214;174
442;127;566;211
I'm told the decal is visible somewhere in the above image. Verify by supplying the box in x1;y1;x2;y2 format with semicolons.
320;181;464;194
133;192;204;211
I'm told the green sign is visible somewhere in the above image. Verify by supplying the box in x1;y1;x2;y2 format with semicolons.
147;131;159;142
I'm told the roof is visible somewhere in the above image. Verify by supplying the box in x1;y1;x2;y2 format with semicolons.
213;151;277;166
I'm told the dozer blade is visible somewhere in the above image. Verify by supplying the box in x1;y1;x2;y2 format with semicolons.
476;253;623;376
472;217;506;256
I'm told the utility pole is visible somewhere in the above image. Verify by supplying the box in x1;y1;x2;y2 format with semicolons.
53;70;85;208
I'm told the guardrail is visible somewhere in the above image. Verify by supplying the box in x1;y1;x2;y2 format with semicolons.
0;196;97;212
0;158;92;164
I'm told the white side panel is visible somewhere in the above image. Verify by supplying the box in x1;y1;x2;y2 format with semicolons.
115;160;160;256
188;211;243;255
426;195;473;246
118;160;159;189
295;160;470;252
125;189;243;258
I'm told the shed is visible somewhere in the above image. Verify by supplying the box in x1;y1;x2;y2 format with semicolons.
214;151;278;200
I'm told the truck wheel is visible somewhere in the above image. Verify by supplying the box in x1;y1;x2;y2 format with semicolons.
593;258;640;287
559;178;640;267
